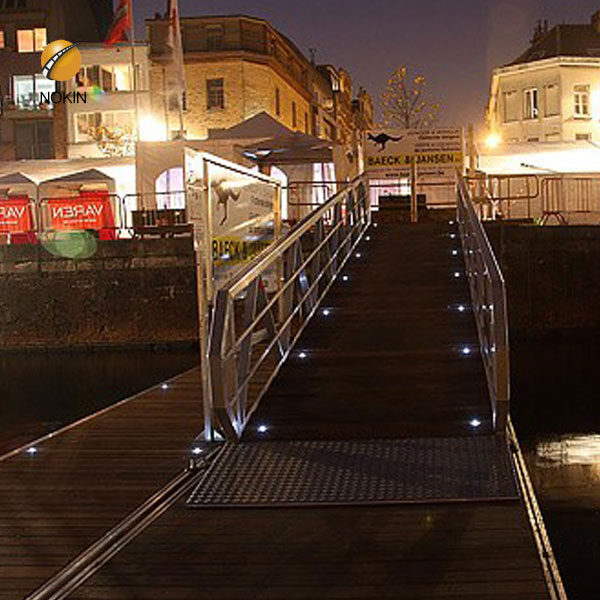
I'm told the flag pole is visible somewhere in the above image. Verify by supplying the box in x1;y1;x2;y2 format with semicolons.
129;0;140;142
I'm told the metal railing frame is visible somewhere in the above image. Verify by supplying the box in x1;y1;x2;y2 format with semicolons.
457;175;510;434
205;176;370;441
469;172;600;223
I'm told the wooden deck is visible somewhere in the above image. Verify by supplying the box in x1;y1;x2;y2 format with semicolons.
0;222;552;599
0;369;202;599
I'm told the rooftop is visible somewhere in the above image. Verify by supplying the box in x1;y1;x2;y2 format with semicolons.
509;19;600;66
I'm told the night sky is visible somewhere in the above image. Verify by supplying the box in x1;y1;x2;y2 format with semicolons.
133;1;600;131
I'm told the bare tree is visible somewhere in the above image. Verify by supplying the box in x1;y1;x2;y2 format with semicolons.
381;67;440;129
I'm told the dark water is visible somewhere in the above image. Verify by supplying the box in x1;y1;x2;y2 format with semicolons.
0;348;198;455
512;338;600;600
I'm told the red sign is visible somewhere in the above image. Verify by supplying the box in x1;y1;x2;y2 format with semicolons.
0;196;34;233
48;193;115;231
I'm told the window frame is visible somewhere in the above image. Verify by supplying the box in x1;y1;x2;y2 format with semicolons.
16;27;46;53
206;77;225;110
275;87;281;116
574;85;591;119
205;24;224;51
12;73;55;109
544;83;560;117
502;90;519;123
523;88;539;120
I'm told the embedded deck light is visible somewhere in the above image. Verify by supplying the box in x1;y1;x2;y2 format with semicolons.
462;347;472;356
454;272;461;278
161;383;169;390
342;275;349;281
298;351;307;359
457;305;467;313
470;418;482;428
26;447;38;456
257;424;268;434
322;309;331;316
191;447;203;456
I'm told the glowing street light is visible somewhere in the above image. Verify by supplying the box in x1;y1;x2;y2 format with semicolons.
138;115;168;142
485;133;502;150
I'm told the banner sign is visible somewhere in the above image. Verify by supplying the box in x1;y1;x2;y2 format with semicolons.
186;150;278;287
0;197;34;233
48;193;115;230
365;128;464;178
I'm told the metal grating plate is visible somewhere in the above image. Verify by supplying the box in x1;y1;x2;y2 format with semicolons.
187;436;518;507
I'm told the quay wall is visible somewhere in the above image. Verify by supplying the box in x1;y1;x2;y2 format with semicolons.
486;224;600;338
0;239;199;351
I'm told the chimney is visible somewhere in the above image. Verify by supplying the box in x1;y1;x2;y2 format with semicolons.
531;20;546;45
592;10;600;33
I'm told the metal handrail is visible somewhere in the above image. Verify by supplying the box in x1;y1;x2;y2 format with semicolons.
206;175;370;441
457;175;510;433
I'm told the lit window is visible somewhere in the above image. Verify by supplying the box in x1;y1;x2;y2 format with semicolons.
17;30;34;53
75;110;133;143
0;30;5;49
207;78;224;109
16;27;46;52
524;88;539;120
35;27;46;51
574;85;590;118
75;113;100;142
12;74;55;108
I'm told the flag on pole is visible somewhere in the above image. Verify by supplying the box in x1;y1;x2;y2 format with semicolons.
105;0;132;45
164;0;186;137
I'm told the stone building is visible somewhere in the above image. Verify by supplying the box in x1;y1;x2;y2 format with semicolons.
0;0;112;160
146;14;373;148
487;11;600;144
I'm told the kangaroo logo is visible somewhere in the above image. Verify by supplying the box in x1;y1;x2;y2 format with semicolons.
368;132;403;152
213;180;240;226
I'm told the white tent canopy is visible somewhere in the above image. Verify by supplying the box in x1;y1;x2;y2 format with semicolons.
480;141;600;175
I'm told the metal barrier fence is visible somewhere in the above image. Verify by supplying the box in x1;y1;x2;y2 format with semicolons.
469;173;600;224
205;176;370;441
0;192;196;245
457;175;510;434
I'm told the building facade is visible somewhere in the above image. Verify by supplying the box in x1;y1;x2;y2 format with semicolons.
146;14;373;146
0;0;112;160
66;43;151;159
487;12;600;144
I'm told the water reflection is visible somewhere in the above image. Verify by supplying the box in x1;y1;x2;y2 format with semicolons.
526;435;600;510
0;348;198;455
513;338;600;600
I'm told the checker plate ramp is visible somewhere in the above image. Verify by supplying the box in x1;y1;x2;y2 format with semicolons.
187;436;518;507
